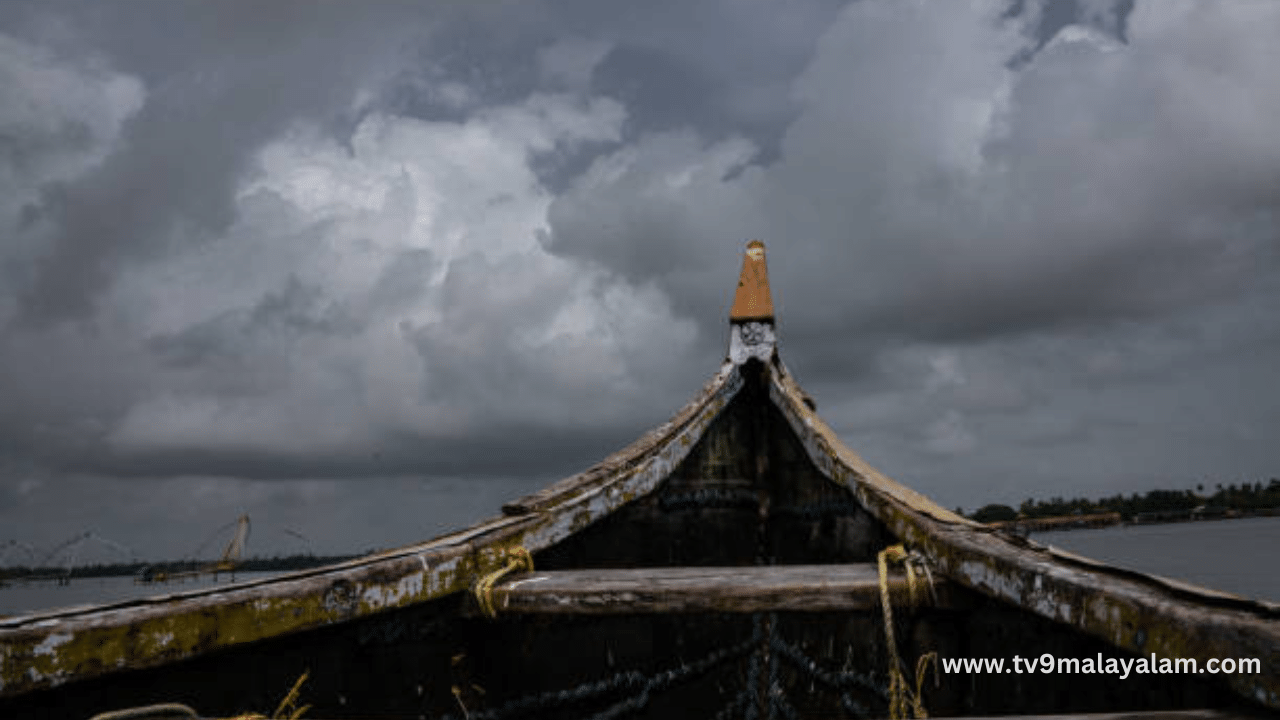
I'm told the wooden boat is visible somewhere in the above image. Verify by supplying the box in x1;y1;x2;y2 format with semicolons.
1;241;1277;719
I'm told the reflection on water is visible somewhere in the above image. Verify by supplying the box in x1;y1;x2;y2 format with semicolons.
1035;515;1280;602
1;571;284;617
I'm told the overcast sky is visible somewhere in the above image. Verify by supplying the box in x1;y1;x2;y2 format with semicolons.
1;0;1277;566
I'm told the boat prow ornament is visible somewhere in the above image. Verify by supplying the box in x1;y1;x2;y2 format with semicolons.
728;239;777;365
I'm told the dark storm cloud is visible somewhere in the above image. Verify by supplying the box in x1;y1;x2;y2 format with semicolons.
4;0;832;561
8;1;431;325
77;425;635;485
545;0;1279;361
0;0;1277;563
534;0;1280;515
454;0;847;158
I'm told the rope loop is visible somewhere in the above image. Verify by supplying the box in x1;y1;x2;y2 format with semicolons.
878;544;937;720
472;546;535;618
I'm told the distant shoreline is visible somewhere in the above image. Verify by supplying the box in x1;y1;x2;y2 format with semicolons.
998;507;1280;535
0;553;361;583
967;480;1280;530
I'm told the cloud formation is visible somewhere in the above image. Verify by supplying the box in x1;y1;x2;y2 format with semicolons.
541;0;1280;505
0;0;1277;562
549;0;1279;345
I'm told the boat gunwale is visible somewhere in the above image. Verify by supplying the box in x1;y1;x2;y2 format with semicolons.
767;355;1280;710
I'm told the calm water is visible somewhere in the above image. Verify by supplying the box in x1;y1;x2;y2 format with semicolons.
1036;515;1280;603
0;571;283;617
4;517;1279;615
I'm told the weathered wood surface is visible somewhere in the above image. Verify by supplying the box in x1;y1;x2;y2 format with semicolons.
470;563;949;615
502;361;742;515
768;359;1280;711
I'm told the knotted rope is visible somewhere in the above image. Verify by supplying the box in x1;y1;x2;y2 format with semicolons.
878;544;938;720
472;546;534;618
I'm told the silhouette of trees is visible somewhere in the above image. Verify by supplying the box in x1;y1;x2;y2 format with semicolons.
968;478;1280;522
971;504;1018;523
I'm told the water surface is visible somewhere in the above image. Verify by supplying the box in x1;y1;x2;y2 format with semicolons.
1036;515;1280;602
1;571;283;617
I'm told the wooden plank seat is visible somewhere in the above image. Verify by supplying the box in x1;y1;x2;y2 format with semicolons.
466;563;950;615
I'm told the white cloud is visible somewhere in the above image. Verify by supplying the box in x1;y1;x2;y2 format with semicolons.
105;90;696;460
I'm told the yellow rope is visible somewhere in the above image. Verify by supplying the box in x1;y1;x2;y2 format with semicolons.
913;652;939;719
221;670;310;720
97;671;310;720
272;670;311;720
904;558;918;607
878;544;935;720
472;546;534;618
89;705;198;720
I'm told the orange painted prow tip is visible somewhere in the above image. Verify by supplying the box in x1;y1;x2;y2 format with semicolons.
729;239;774;323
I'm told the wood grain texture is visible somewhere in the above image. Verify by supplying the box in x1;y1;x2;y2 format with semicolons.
472;563;949;615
